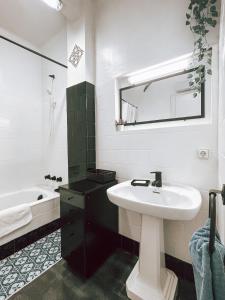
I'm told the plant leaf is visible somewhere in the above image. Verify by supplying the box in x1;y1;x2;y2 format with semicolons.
212;20;217;27
210;5;217;12
206;18;213;25
211;11;218;17
186;13;191;19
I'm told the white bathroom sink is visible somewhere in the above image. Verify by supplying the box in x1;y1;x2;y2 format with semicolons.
107;181;202;221
107;181;202;300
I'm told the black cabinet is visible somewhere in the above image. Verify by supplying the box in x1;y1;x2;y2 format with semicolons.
60;179;118;278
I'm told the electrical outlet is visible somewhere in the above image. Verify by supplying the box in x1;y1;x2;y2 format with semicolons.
198;149;209;160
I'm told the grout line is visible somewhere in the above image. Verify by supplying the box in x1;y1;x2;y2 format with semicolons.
0;281;7;297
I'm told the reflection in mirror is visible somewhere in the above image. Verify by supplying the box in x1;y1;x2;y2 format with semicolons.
120;69;205;125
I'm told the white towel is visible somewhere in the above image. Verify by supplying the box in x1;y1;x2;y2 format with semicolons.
122;101;137;123
130;106;137;123
122;101;128;123
0;204;32;238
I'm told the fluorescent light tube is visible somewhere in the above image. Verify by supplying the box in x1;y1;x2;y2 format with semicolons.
41;0;63;11
127;53;192;85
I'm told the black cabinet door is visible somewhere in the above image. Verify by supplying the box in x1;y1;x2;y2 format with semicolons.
60;191;85;258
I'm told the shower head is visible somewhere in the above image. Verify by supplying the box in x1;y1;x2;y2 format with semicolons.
49;74;55;80
47;74;55;95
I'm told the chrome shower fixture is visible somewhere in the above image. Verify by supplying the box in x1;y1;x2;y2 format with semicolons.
49;74;55;79
47;74;57;137
47;75;55;95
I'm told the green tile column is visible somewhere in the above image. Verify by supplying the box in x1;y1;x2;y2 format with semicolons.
66;81;96;183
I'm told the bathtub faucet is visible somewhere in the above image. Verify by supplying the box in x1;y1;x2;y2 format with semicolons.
45;174;62;182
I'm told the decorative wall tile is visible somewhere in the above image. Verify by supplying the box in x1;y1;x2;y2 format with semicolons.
68;44;84;68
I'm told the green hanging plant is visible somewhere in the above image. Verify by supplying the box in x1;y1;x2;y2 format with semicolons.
186;0;219;97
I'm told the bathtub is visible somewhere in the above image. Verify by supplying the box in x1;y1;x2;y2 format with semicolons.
0;187;60;246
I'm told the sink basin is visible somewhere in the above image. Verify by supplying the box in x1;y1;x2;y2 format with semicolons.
107;181;202;221
107;181;202;300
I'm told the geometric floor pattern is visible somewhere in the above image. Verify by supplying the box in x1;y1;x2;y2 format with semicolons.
0;229;61;300
8;250;196;300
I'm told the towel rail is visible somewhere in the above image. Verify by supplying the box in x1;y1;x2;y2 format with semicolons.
209;191;217;255
208;185;225;255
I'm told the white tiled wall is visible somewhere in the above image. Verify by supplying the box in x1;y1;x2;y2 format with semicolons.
67;0;95;87
218;0;225;243
0;27;68;194
0;30;43;193
41;28;68;186
95;0;219;263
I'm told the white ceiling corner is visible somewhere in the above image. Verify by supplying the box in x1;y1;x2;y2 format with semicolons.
0;0;82;47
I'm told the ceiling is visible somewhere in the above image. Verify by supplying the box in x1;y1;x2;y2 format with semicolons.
0;0;82;47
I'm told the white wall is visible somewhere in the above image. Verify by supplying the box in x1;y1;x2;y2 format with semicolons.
67;14;86;87
41;29;68;187
67;0;95;87
218;0;225;243
95;0;219;263
41;27;68;66
0;27;68;194
0;28;44;193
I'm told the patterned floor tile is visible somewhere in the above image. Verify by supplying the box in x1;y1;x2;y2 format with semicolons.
45;245;60;258
35;257;56;273
0;290;7;300
10;255;31;268
30;253;49;269
1;272;26;296
7;253;22;262
12;258;35;279
22;269;42;284
0;229;61;299
4;279;26;297
0;259;10;269
47;251;61;263
0;265;14;278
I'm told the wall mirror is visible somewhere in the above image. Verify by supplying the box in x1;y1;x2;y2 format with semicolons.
119;68;205;126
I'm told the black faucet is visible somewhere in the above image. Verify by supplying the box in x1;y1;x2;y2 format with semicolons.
150;171;162;187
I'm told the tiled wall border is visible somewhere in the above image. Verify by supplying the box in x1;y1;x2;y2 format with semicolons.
0;219;194;282
0;219;61;260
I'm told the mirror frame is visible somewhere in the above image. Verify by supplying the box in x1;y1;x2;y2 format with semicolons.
119;68;205;126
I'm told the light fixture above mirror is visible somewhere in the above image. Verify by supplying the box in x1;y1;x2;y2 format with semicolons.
127;53;193;85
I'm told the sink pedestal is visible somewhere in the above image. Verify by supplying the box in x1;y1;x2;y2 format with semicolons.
107;180;201;299
126;215;178;300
